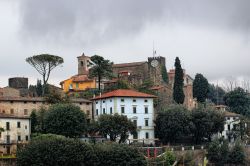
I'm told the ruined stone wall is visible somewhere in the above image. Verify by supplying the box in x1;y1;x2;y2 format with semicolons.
112;63;149;86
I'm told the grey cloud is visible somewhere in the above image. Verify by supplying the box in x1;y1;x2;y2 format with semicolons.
19;0;250;45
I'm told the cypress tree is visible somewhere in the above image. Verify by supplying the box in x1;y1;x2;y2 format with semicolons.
173;57;185;104
193;73;209;103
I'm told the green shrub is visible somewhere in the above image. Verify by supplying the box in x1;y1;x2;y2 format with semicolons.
93;143;146;166
17;136;96;166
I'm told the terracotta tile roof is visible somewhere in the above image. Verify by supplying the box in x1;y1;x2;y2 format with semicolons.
60;74;94;84
150;85;165;90
113;61;147;68
92;89;157;100
72;75;93;82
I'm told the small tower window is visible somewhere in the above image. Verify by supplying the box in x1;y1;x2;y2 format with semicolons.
81;61;84;66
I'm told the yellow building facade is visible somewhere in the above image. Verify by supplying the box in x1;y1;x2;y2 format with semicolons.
60;53;96;94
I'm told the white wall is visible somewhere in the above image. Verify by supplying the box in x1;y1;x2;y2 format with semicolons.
94;97;155;143
0;118;31;143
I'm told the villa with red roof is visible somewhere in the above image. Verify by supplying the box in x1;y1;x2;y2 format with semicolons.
92;89;157;144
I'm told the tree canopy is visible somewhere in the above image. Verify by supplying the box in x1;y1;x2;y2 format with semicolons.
97;113;136;143
190;108;224;144
89;55;113;91
224;87;250;116
173;57;185;104
44;104;87;138
193;73;209;103
26;54;63;95
17;135;96;166
93;143;146;166
155;105;191;144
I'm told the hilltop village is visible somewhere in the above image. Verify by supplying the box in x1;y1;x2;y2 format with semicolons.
0;53;249;165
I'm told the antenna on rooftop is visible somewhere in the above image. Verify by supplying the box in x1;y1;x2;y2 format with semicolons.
153;41;156;58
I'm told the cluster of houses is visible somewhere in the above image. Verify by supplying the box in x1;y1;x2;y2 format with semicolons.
0;53;242;154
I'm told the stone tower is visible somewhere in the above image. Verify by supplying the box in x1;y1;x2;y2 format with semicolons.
147;56;166;86
77;53;91;75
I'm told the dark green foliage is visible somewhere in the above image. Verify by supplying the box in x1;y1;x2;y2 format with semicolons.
97;114;136;143
93;143;146;166
207;139;225;165
35;107;47;133
228;140;246;165
155;105;191;144
173;57;185;104
104;80;130;92
17;135;96;166
89;55;113;91
30;110;37;133
224;87;250;116
44;90;69;104
207;84;225;105
44;104;86;138
207;139;245;165
193;73;209;103
135;79;156;95
161;65;168;84
36;80;43;97
26;54;64;96
190;109;224;144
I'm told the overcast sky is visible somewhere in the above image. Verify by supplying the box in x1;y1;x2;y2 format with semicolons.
0;0;250;87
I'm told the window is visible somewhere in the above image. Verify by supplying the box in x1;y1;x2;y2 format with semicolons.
79;102;82;105
121;106;125;114
25;125;27;129
145;107;148;114
25;135;29;141
24;109;28;115
96;109;98;115
81;61;84;66
10;109;14;114
2;110;5;113
133;120;137;126
110;107;113;114
17;122;21;128
10;101;13;104
133;106;137;114
33;101;36;104
103;100;105;103
145;132;149;139
96;102;98;104
110;99;112;102
6;122;10;130
76;83;79;89
24;101;27;104
228;124;230;131
103;108;106;114
121;99;124;102
18;135;21;141
145;119;149;126
6;135;10;144
133;99;136;102
144;99;148;103
133;132;138;139
87;110;90;116
69;84;73;89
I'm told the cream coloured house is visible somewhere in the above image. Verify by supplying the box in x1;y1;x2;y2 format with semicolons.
0;114;30;154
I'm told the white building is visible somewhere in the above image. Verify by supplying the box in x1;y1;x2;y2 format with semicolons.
92;89;156;144
0;114;31;154
214;105;242;142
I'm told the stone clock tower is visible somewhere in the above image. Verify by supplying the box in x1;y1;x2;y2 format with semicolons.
148;56;166;86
